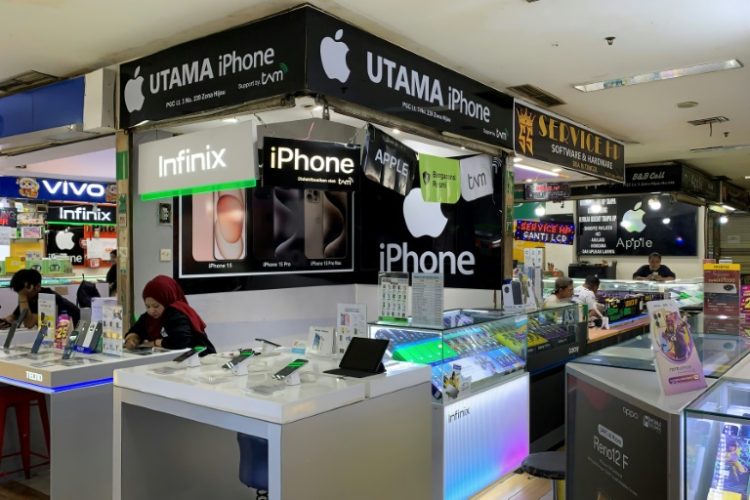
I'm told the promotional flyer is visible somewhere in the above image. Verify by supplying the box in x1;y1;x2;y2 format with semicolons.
567;374;669;499
646;299;707;395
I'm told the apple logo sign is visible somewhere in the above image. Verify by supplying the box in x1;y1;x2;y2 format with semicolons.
620;201;646;233
320;29;351;83
403;188;448;238
55;229;76;251
124;66;146;113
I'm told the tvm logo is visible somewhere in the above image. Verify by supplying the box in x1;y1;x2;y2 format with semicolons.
467;171;487;190
42;180;106;199
158;146;227;178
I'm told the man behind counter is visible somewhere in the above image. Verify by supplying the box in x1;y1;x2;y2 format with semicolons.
1;269;81;329
633;252;676;281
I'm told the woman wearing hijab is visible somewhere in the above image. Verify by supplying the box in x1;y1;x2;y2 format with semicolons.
124;275;215;355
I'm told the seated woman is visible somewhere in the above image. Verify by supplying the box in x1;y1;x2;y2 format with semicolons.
124;275;215;355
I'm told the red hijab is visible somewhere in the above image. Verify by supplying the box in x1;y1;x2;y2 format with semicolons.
142;275;206;341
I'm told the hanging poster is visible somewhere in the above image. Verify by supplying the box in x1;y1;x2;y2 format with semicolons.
361;125;417;195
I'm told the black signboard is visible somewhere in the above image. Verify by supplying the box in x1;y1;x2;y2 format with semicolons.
577;195;698;256
119;10;307;128
567;374;669;499
304;9;514;149
357;161;504;289
624;163;682;191
47;202;116;225
262;137;360;191
361;125;417;195
524;182;571;201
682;166;720;202
514;102;625;183
722;181;750;211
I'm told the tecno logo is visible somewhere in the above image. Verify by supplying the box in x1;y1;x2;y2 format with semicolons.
158;146;227;178
42;180;106;199
25;371;43;382
623;407;639;419
379;242;475;276
55;206;112;222
268;146;355;174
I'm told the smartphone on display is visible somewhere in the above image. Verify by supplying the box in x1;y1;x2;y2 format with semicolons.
3;308;27;349
173;346;206;363
222;349;256;369
272;359;308;380
273;188;304;263
304;189;325;259
62;332;78;360
214;189;246;260
191;193;215;262
255;338;281;348
30;325;48;354
323;191;348;259
252;188;275;260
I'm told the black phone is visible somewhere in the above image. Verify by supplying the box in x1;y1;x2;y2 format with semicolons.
272;359;308;380
173;346;206;363
222;349;256;369
255;338;281;348
30;326;48;354
62;333;78;360
4;308;28;349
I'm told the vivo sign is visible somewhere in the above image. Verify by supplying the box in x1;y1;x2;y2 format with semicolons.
138;120;257;199
0;177;115;203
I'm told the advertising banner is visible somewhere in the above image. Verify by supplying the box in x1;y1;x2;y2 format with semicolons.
119;9;307;128
567;374;669;499
523;182;570;201
361;125;417;196
577;195;698;256
514;102;625;183
138;121;258;200
624;163;682;191
514;220;575;245
0;177;117;204
722;181;750;211
459;155;495;202
418;154;460;204
704;263;742;334
305;9;514;148
47;202;116;225
262;137;359;191
646;299;707;395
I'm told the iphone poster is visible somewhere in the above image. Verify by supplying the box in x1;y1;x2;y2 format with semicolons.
178;187;353;278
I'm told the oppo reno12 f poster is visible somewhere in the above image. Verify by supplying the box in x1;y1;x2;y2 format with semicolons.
179;187;352;279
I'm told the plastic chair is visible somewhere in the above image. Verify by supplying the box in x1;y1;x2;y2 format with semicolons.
0;386;50;479
518;451;565;500
237;433;269;500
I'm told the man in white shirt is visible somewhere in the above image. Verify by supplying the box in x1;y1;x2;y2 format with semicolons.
573;275;607;324
543;277;574;308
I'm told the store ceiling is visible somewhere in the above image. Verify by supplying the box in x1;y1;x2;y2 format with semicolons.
1;0;749;187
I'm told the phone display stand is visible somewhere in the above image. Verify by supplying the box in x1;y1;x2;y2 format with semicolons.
230;355;254;376
285;371;301;386
258;342;280;357
185;354;201;368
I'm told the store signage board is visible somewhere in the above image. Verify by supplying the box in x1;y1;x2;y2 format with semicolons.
577;195;698;256
0;177;116;204
623;164;682;191
567;374;669;500
138;121;258;200
361;125;417;196
722;181;750;211
305;9;514;149
47;202;116;226
682;165;720;202
514;219;575;245
119;9;306;128
704;263;742;334
646;299;707;395
523;182;570;201
261;137;360;191
514;102;625;183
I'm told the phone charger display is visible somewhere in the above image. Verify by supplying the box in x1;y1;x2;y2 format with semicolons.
230;354;254;376
285;370;301;386
185;353;201;368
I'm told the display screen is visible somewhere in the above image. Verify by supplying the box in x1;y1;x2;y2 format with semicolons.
577;195;698;256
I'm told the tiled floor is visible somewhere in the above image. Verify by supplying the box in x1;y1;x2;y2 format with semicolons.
473;473;553;500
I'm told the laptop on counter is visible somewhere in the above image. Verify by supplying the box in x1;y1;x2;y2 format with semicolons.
324;337;389;378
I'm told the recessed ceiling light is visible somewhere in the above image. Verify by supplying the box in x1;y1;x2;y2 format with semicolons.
677;101;699;108
551;168;562;173
720;215;729;224
515;163;560;177
222;118;239;124
662;218;671;224
574;59;743;92
392;128;401;135
534;205;546;217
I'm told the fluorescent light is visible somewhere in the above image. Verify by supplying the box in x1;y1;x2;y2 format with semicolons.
719;215;729;224
222;118;239;124
514;163;560;177
551;168;562;173
534;205;546;217
648;198;661;210
574;59;743;92
662;218;671;224
722;205;736;211
691;144;750;153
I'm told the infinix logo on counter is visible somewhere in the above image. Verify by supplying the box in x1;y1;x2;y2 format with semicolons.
268;146;355;174
25;371;43;382
448;407;470;423
158;147;227;178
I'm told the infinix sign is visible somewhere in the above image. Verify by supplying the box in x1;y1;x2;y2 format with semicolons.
48;203;116;225
138;120;257;200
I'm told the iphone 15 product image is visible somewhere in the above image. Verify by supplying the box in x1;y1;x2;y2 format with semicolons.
191;193;215;262
214;189;246;260
252;188;275;260
272;359;308;380
304;189;325;259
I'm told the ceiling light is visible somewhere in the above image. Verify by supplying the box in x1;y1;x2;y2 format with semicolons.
515;163;560;177
719;215;729;224
534;205;546;217
222;118;239;124
691;144;750;153
525;178;534;183
662;218;671;224
513;157;523;163
551;168;562;173
647;198;661;210
745;175;750;179
574;59;743;92
676;101;698;109
722;205;736;211
392;128;401;135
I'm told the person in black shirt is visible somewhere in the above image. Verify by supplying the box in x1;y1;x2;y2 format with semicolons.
106;249;117;296
1;269;81;328
633;252;676;281
124;275;215;355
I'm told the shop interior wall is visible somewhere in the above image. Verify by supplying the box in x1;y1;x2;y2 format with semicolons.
543;201;576;272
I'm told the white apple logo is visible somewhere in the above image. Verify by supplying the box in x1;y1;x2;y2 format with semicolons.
124;66;146;113
620;201;646;233
403;188;448;238
320;29;351;83
55;229;75;251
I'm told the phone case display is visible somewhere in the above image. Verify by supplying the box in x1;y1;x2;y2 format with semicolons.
370;309;528;402
685;379;750;499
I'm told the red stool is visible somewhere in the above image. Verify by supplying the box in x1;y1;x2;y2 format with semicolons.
0;386;50;478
